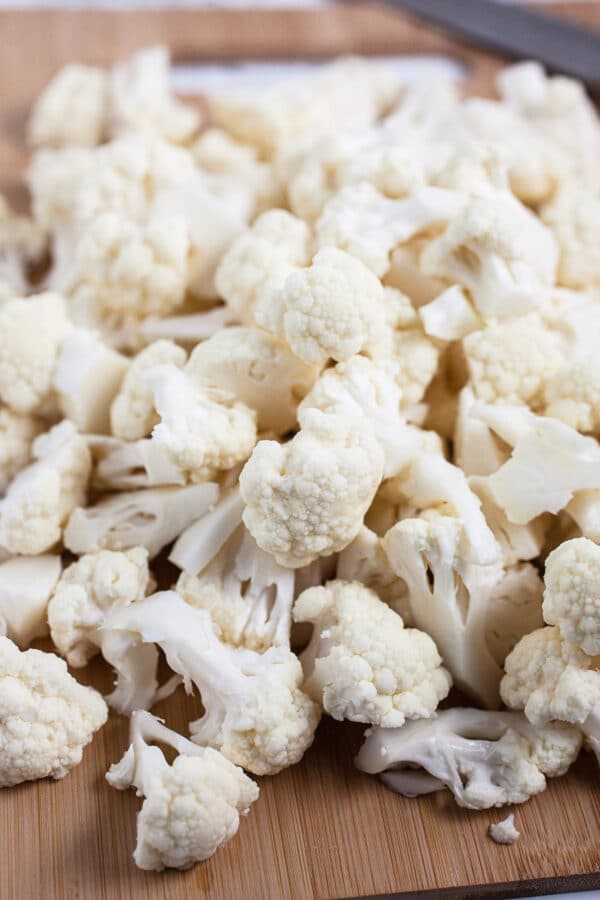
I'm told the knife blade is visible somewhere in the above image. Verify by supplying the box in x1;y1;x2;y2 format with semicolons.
382;0;600;92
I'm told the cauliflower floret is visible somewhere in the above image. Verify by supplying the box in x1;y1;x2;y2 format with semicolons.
386;326;440;407
65;482;218;559
27;63;107;148
543;538;600;656
111;339;186;440
0;555;62;647
240;407;385;568
464;313;563;408
357;707;582;809
541;187;600;290
0;421;91;555
27;146;96;233
489;813;520;845
0;636;107;786
177;524;295;651
255;247;388;367
48;548;157;714
107;710;258;871
0;196;46;299
106;591;320;775
209;57;398;159
421;195;558;320
544;354;600;435
501;626;600;748
145;364;257;483
337;525;412;623
63;211;189;349
316;182;464;278
108;46;201;144
0;293;72;415
0;408;44;494
186;327;318;435
215;210;311;324
294;580;450;726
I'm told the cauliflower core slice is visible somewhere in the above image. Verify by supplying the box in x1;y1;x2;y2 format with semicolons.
294;580;451;726
0;636;107;786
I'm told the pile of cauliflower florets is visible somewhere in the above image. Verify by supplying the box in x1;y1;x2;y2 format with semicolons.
2;44;600;868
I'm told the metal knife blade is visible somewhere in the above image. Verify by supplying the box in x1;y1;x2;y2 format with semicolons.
382;0;600;91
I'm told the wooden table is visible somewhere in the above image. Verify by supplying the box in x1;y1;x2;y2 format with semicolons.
2;6;600;899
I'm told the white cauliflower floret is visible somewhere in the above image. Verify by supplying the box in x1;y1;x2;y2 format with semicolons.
316;182;464;278
384;514;504;708
337;525;412;623
0;636;107;786
27;63;107;148
385;326;440;407
209;57;398;159
255;247;388;367
63;211;189;348
0;293;72;415
501;626;600;761
544;354;600;435
240;407;385;568
48;548;157;714
27;146;96;233
421;195;558;320
177;524;295;652
543;538;600;656
542;187;600;290
215;210;310;324
0;408;44;494
0;421;91;555
146;364;257;483
357;707;581;809
294;580;450;726
111;339;186;440
473;402;600;524
64;482;218;559
108;46;201;143
53;328;128;433
464;314;563;408
106;591;321;775
106;710;258;871
0;555;62;647
187;327;318;434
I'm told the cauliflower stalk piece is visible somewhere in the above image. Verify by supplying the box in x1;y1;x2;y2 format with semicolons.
294;580;451;726
107;710;258;871
356;707;581;809
255;247;389;367
0;555;62;646
0;636;107;787
0;420;91;555
47;548;159;714
240;407;385;568
106;591;320;775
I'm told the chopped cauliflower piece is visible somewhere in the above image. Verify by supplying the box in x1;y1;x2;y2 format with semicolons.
0;293;72;415
0;555;61;646
111;338;186;440
542;187;600;290
0;420;91;555
337;525;412;623
0;636;107;786
544;354;600;435
240;407;385;568
215;209;310;324
106;710;258;871
357;707;581;809
489;813;520;845
28;64;107;148
0;408;44;494
256;247;388;366
106;591;320;775
543;538;600;656
294;580;450;726
108;46;201;143
48;548;157;714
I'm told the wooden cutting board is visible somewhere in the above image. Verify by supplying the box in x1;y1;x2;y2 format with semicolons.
2;6;600;899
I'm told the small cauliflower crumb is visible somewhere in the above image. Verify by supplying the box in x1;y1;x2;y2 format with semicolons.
489;813;520;845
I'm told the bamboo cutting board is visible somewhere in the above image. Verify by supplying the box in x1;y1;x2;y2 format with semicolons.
2;6;600;899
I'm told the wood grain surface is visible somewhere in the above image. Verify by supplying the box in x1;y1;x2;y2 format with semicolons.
2;6;600;899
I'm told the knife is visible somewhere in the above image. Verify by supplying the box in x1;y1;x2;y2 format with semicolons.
382;0;600;92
